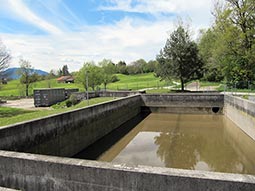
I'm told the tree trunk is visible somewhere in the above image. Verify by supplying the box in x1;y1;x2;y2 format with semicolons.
26;83;29;97
181;78;184;91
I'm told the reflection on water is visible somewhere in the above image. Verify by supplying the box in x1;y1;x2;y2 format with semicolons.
98;114;255;175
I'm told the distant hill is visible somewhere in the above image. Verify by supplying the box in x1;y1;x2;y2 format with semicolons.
2;68;48;80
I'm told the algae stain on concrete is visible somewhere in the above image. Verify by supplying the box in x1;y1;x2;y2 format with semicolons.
98;113;255;175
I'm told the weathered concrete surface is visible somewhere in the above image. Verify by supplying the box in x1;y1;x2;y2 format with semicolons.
74;90;145;100
0;95;142;157
0;151;255;191
0;187;20;191
141;93;224;114
0;93;254;190
224;95;255;141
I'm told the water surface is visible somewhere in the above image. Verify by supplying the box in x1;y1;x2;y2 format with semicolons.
98;114;255;175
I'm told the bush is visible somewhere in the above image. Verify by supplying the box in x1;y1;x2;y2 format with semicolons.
111;75;119;82
69;94;79;105
65;100;72;107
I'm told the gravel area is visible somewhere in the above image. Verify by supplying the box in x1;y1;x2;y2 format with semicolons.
0;99;51;110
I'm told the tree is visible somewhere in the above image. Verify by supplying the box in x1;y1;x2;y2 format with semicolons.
18;59;38;96
0;40;11;78
62;65;70;76
198;29;224;82
116;61;128;74
199;0;255;87
99;59;116;90
76;62;103;91
156;25;203;91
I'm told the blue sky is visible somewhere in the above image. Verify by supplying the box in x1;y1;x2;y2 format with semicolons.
0;0;214;72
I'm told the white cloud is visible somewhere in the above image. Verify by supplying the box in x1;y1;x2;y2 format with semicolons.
100;0;212;14
100;0;214;27
1;17;174;72
5;0;62;34
0;0;215;73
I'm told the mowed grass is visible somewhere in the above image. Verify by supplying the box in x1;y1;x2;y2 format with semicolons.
0;79;83;97
0;97;114;127
106;73;170;90
0;73;168;97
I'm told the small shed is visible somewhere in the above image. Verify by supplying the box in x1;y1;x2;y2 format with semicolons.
34;88;66;107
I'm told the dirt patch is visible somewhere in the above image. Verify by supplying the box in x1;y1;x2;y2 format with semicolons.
0;99;51;110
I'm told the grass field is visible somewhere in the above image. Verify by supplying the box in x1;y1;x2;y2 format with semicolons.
106;73;170;90
0;97;114;127
0;79;84;97
0;73;169;97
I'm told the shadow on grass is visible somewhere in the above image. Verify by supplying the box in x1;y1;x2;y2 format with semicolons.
0;107;35;118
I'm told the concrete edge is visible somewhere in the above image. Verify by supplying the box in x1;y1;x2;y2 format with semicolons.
0;95;141;130
0;187;20;191
1;150;255;185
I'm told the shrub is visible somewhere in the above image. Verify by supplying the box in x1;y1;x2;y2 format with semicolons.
69;94;79;105
65;100;72;107
111;75;119;82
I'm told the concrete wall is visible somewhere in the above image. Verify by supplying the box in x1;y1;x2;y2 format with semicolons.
0;95;142;157
224;94;255;141
0;93;254;190
141;93;224;114
74;90;145;100
0;151;254;191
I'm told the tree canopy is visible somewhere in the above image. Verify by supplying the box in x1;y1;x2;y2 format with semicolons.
76;62;103;91
18;59;38;96
157;25;203;91
198;0;255;87
0;41;11;75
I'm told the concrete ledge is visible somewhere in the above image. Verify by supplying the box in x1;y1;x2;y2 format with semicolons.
224;95;255;141
141;93;224;114
0;95;142;157
0;151;254;191
0;187;20;191
142;106;223;114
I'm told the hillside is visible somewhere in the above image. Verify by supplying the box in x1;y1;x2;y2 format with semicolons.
0;73;168;97
3;68;48;80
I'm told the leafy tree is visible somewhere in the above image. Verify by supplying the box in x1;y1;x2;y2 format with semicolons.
0;40;11;78
146;60;159;73
198;29;224;82
99;59;116;90
199;0;255;87
18;59;38;96
76;62;103;91
156;25;204;91
116;61;128;74
62;65;70;76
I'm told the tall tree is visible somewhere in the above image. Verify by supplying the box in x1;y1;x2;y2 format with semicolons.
157;25;203;91
200;0;255;87
18;59;38;96
76;62;103;91
116;61;128;74
198;29;224;82
0;40;11;77
99;59;116;90
62;65;70;76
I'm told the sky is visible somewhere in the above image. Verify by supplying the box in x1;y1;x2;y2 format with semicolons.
0;0;215;72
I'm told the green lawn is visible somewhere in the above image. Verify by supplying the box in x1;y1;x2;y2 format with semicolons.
0;79;84;97
0;73;170;97
105;73;170;90
0;97;114;127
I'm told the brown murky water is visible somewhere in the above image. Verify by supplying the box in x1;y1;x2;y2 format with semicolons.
98;114;255;175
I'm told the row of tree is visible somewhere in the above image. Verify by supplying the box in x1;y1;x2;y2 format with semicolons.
1;0;254;93
156;0;255;90
198;0;255;88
